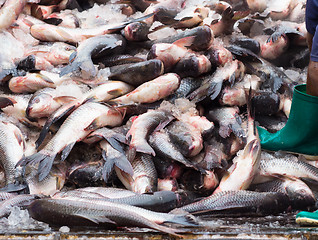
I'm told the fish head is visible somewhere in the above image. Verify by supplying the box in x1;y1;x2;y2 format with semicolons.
26;92;54;119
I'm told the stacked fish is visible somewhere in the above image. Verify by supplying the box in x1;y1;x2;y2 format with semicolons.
0;0;316;236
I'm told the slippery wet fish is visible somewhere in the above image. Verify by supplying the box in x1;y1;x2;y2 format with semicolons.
108;59;164;87
28;197;197;236
213;90;261;193
60;34;126;79
30;12;156;43
149;130;201;171
207;106;245;139
111;73;180;104
249;177;315;209
253;151;318;184
177;190;289;215
0;194;41;218
188;59;245;103
0;0;27;31
0;121;25;191
17;102;124;181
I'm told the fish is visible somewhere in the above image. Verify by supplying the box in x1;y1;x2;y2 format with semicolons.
26;87;78;119
30;12;156;43
17;102;124;181
177;190;289;215
122;21;150;41
253;151;318;185
249;177;316;209
28;197;197;236
0;194;42;218
149;130;202;171
206;106;245;139
0;0;27;31
126;109;174;158
60;34;126;79
145;25;214;51
100;140;133;182
213;89;261;193
188;59;245;103
108;59;164;86
0;121;26;191
111;73;180;104
115;153;158;194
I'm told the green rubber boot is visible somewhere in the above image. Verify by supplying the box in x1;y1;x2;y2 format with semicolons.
258;84;318;157
296;211;318;226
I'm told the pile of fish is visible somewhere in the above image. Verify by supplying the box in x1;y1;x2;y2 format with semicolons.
0;0;316;236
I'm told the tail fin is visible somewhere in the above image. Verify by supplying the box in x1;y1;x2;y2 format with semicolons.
165;212;199;227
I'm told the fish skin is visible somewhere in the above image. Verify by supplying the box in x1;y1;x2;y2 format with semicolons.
60;34;126;79
0;0;27;31
178;190;289;215
0;121;25;190
0;194;42;218
111;73;180;104
253;151;318;185
249;177;316;209
116;153;158;194
17;102;123;181
108;59;164;87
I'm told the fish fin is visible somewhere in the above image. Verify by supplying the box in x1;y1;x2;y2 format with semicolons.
59;61;81;77
37;153;57;181
60;142;76;161
43;18;63;26
173;36;196;48
84;119;99;131
106;137;126;153
36;103;78;148
0;97;14;108
37;74;55;84
165;213;198;227
102;150;133;182
0;183;27;193
53;96;77;104
73;213;116;225
208;80;223;101
134;143;156;156
107;89;123;96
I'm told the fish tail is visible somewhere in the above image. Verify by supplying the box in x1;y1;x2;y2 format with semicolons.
165;212;199;227
37;153;57;181
208;80;223;101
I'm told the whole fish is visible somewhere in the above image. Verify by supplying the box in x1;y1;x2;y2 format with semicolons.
30;12;156;43
111;73;180;105
108;59;164;86
0;121;25;191
28;197;197;236
60;34;126;79
17;102;124;181
177;190;289;215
